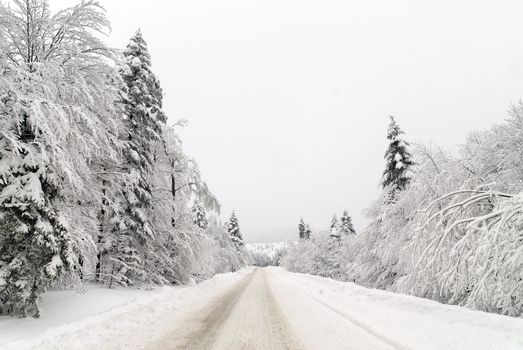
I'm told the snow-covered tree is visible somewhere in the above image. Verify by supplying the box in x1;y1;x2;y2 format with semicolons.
281;231;344;279
99;30;168;286
0;86;76;317
382;116;415;198
0;0;121;316
339;210;356;235
227;212;243;249
119;29;167;163
298;218;306;240
192;201;208;229
304;224;312;240
329;214;339;239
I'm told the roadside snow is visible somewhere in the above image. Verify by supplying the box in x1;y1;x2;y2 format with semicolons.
267;267;523;350
0;268;254;350
3;267;522;350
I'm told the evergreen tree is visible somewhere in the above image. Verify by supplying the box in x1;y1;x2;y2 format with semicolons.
298;218;306;240
100;30;167;285
339;210;356;235
192;202;208;229
330;214;340;239
120;29;167;162
382;116;415;198
0;0;117;316
0;90;76;317
227;212;243;249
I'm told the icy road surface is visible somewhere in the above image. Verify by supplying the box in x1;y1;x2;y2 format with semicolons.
146;268;397;349
3;267;523;350
146;268;305;349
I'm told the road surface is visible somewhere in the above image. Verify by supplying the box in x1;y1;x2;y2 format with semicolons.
146;268;397;350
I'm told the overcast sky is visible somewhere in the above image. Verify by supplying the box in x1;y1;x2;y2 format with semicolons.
55;0;523;242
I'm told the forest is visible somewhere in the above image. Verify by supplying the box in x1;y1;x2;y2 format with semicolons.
0;0;248;318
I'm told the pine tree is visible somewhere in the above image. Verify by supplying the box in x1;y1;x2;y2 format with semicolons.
339;210;356;235
192;202;208;229
100;30;167;285
330;214;340;239
298;218;306;240
227;212;243;249
382;116;415;198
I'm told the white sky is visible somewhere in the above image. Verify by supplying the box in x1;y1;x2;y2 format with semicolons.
55;0;523;242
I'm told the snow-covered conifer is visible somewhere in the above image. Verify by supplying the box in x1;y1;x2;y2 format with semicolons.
100;30;168;285
192;202;209;229
119;30;167;162
298;218;306;239
227;212;243;249
330;214;340;239
339;210;356;235
382;116;415;198
0;88;76;317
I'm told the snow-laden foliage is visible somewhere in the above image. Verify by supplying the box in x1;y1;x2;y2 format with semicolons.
227;212;243;249
281;231;345;280
282;106;523;317
0;83;75;317
95;30;167;286
329;214;339;239
382;116;415;199
192;202;208;229
339;210;356;236
0;0;246;317
0;0;121;317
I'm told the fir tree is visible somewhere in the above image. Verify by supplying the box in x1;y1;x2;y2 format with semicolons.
120;29;167;163
227;212;243;249
298;218;306;240
382;116;415;198
330;214;340;239
100;30;167;285
192;202;208;229
339;210;356;235
0;92;76;317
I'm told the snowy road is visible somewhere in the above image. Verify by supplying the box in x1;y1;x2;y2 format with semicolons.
146;268;395;350
3;267;523;350
146;268;303;349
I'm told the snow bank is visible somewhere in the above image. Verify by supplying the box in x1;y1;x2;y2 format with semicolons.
268;267;523;350
0;268;254;350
